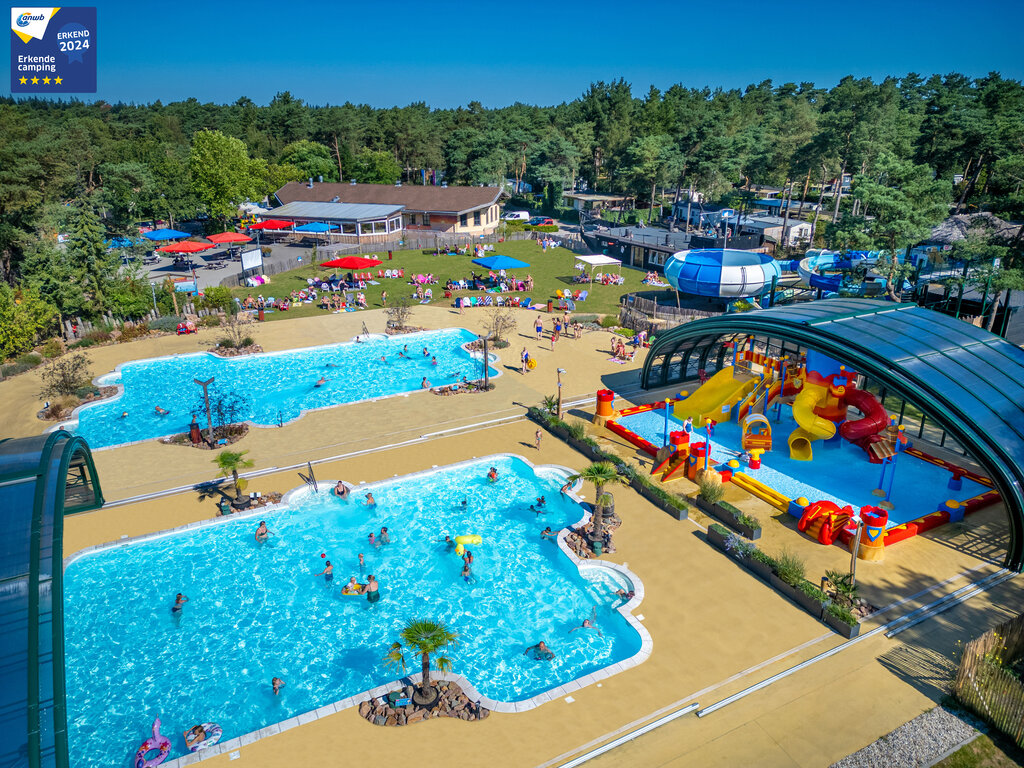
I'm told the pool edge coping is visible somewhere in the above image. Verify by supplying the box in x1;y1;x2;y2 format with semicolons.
64;452;653;766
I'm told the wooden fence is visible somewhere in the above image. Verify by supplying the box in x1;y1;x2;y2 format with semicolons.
953;611;1024;746
617;293;722;335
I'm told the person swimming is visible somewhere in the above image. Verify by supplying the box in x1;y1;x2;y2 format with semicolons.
461;562;472;583
365;492;376;507
155;406;170;416
368;532;377;547
569;607;603;638
487;467;498;483
431;356;438;366
171;593;189;615
524;640;555;661
421;377;431;389
379;527;391;544
541;527;558;541
441;535;455;552
314;376;327;388
255;521;270;542
121;411;128;419
333;481;349;499
316;560;333;583
422;347;429;357
365;574;380;603
272;677;285;696
536;496;546;508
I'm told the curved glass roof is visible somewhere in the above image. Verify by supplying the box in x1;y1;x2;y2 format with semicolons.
641;299;1024;570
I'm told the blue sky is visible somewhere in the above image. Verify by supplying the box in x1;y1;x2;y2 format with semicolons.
6;0;1024;106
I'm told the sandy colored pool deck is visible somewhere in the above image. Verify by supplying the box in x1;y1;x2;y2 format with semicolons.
4;307;1021;767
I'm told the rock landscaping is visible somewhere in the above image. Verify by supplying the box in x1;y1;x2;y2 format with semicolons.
358;681;490;726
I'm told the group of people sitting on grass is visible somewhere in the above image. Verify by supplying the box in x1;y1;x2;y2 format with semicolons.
641;271;669;286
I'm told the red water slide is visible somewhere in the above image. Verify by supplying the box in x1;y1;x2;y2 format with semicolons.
840;388;889;452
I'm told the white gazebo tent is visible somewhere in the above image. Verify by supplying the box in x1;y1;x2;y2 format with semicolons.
574;253;622;283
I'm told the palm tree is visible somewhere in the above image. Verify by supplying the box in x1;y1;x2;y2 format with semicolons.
567;461;625;551
212;449;254;499
384;619;459;705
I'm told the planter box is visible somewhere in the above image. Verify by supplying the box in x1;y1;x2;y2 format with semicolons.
693;497;762;540
706;525;730;551
746;557;774;582
824;611;861;639
632;477;689;521
770;574;824;618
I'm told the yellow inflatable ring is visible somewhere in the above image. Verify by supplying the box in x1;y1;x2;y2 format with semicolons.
527;358;537;369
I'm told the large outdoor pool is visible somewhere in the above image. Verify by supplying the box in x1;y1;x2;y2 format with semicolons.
618;407;988;527
68;328;497;449
63;455;644;765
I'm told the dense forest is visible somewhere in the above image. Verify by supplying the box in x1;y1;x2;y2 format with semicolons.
1;73;1022;354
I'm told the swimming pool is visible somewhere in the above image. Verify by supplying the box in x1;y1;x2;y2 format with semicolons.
618;407;988;527
63;455;646;766
64;328;498;449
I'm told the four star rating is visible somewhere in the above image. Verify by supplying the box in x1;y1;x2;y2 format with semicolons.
19;76;63;85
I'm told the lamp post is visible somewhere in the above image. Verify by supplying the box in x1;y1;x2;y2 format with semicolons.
848;514;864;587
149;281;158;315
481;333;492;390
556;368;566;418
194;376;215;445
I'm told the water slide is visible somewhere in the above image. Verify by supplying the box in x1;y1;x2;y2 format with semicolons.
788;386;837;461
840;388;890;455
673;367;757;426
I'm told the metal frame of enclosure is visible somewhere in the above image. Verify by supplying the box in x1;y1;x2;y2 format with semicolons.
0;432;104;768
640;299;1024;571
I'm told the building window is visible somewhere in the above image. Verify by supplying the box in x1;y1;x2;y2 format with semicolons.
423;213;430;227
390;217;401;231
460;213;468;227
409;213;417;225
473;210;481;226
342;223;357;234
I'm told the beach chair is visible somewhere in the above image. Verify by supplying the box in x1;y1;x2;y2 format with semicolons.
572;290;582;300
471;297;479;306
384;269;392;279
578;290;588;302
496;296;504;306
564;299;576;311
378;270;384;278
555;289;564;299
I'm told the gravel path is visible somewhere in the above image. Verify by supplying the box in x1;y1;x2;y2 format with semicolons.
830;706;983;768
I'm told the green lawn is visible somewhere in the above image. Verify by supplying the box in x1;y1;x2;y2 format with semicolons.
231;240;664;321
935;732;1024;768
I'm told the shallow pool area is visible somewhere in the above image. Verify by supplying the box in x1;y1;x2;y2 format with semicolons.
63;455;645;766
617;407;988;527
66;328;497;449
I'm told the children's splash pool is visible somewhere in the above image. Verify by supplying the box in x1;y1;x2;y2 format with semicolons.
617;407;988;527
65;328;497;449
63;455;646;766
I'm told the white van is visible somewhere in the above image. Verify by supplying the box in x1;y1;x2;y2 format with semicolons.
502;210;530;222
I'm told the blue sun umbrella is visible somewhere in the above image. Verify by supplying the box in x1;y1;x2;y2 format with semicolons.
472;255;530;271
293;222;336;232
142;228;191;241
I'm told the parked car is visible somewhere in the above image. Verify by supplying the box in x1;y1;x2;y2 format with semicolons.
502;210;530;222
528;217;555;226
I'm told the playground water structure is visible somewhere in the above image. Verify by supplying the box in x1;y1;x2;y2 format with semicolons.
58;328;499;449
62;455;648;767
796;249;913;297
663;249;783;299
602;340;1000;549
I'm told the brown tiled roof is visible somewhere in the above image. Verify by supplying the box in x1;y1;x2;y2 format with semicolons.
275;182;501;215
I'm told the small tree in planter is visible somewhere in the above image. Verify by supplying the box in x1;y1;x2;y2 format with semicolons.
568;461;625;555
40;352;93;398
385;296;414;332
384;619;459;706
697;474;725;505
482;305;516;348
213;449;254;503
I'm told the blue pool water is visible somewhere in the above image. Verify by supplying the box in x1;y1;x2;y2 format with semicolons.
63;456;642;765
618;408;988;527
71;328;497;449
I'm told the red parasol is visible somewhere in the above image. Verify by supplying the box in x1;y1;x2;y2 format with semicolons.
207;232;253;244
320;256;383;269
249;219;293;230
156;240;215;253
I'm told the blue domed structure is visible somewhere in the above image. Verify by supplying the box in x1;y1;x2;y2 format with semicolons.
663;249;782;298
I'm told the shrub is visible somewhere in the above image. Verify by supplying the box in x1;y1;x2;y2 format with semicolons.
826;602;857;626
709;523;731;537
798;581;827;602
697;476;726;504
599;315;619;328
736;512;761;530
825;569;859;606
69;338;97;349
724;533;756;559
217;337;237;349
40;352;92;397
200;315;222;328
43;395;80;419
2;362;33;377
774;549;806;586
83;329;112;343
566;420;587;440
582;436;600;449
74;384;100;399
118;322;150;342
750;548;777;569
241;335;255;347
149;316;184;332
41;339;63;358
16;352;42;366
573;314;598;324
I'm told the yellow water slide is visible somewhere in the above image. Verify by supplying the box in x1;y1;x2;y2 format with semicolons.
787;384;836;461
673;367;757;426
